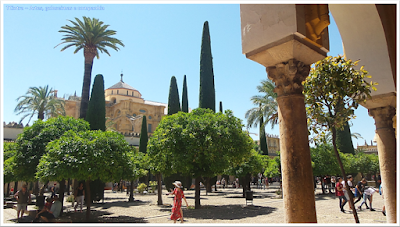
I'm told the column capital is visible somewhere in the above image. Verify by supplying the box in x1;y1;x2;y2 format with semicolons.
369;106;396;130
266;59;310;97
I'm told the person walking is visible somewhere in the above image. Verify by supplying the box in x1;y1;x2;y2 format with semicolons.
74;182;85;212
335;177;347;213
346;175;355;209
169;181;189;224
359;187;379;211
14;184;31;221
354;178;367;208
221;178;226;189
50;183;57;199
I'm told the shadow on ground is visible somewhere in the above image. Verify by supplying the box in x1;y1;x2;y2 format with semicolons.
159;204;277;220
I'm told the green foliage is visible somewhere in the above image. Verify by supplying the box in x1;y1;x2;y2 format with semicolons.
14;85;65;124
310;143;341;176
139;116;148;153
36;130;133;182
304;55;377;135
225;150;266;178
182;75;189;113
168;76;181;115
264;155;281;178
3;142;18;183
199;21;215;112
86;74;106;131
137;183;147;193
147;108;253;178
14;116;90;182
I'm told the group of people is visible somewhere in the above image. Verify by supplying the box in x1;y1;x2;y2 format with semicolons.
335;175;385;216
12;182;86;222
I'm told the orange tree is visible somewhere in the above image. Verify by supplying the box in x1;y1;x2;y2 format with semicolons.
303;55;377;223
36;130;141;220
147;108;253;209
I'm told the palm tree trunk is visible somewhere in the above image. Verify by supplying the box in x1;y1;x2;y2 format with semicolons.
80;57;94;119
332;127;359;223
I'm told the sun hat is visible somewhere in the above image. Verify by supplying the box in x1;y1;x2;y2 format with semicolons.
172;181;183;188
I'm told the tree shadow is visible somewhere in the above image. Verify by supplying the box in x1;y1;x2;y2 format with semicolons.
159;204;277;220
91;199;150;209
315;193;336;201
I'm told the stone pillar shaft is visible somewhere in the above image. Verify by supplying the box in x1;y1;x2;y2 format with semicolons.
267;59;317;223
369;106;397;223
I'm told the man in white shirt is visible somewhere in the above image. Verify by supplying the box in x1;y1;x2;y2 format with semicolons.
359;187;379;211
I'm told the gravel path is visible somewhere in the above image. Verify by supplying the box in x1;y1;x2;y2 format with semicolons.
3;182;387;224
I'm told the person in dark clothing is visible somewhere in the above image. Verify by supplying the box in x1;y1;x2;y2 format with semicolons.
355;178;369;209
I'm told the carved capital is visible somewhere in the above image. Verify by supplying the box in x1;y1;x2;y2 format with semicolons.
369;106;396;130
266;59;310;96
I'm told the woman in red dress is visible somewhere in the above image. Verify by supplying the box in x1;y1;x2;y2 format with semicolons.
169;181;189;223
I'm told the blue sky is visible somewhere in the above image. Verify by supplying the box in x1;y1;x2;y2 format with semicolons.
1;2;377;148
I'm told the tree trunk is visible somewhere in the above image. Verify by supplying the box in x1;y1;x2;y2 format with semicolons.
206;177;212;194
321;176;325;194
195;177;201;209
85;179;92;220
34;181;39;196
332;127;359;223
241;176;246;197
6;183;10;197
39;181;49;196
157;173;163;205
129;179;135;202
58;180;65;216
67;179;71;195
14;181;19;194
79;56;94;119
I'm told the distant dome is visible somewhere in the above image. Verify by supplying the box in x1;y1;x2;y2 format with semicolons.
107;73;138;91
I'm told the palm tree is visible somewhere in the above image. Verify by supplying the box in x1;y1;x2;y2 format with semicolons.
55;16;124;119
14;85;65;124
245;79;278;130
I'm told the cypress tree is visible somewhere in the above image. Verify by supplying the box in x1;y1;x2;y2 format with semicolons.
334;99;355;154
336;121;355;154
85;74;106;131
182;75;189;113
199;21;215;112
139;116;148;153
168;76;181;115
85;74;106;203
165;76;182;191
219;101;223;113
259;116;269;155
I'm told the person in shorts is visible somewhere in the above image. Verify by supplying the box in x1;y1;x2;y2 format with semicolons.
14;184;31;221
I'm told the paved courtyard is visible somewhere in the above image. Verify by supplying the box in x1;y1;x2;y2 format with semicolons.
3;182;387;225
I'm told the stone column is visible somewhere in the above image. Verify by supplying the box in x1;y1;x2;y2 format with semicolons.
369;106;396;223
267;59;317;223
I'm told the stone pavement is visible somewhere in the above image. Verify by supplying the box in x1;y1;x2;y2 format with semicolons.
2;182;387;225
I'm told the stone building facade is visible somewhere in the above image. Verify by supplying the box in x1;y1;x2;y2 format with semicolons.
64;74;167;146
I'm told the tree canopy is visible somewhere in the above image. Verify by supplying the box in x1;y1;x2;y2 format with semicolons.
36;130;134;182
147;108;253;207
13;116;90;182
